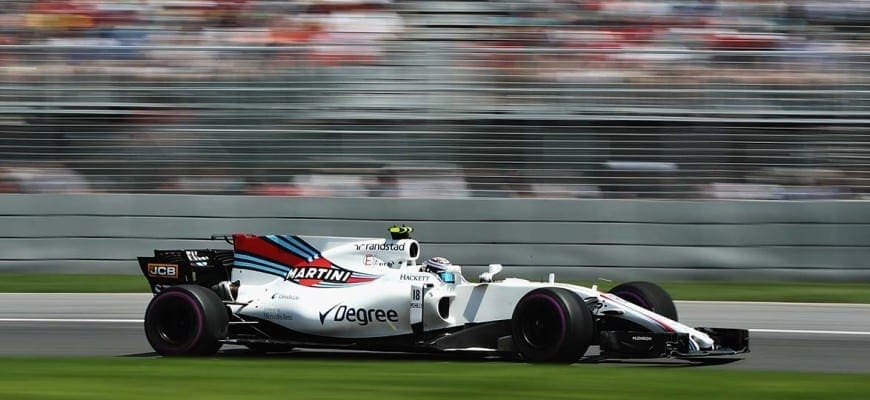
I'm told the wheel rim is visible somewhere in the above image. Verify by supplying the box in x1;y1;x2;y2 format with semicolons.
519;295;566;350
151;294;200;347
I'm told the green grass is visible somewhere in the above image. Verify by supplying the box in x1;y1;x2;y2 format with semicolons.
0;274;149;293
1;274;869;303
0;357;864;400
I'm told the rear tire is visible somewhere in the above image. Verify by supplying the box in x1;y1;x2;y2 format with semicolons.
609;281;678;321
144;285;228;356
511;288;593;363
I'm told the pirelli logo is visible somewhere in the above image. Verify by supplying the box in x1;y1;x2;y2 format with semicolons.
147;263;179;279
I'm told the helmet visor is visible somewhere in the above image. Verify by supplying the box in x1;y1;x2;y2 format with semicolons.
438;271;455;284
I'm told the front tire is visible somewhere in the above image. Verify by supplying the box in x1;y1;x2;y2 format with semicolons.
609;281;678;321
511;288;593;363
144;285;228;356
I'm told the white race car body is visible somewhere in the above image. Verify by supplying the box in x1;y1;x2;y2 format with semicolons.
139;229;748;360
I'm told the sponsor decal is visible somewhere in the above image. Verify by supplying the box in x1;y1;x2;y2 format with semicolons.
284;264;379;288
319;303;399;326
632;336;653;341
147;263;179;279
400;274;430;282
354;243;406;252
263;309;293;321
234;246;379;288
271;293;300;301
153;284;170;293
319;303;341;324
363;253;388;267
185;251;209;268
287;267;351;282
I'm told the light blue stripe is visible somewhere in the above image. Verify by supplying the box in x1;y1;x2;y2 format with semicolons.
281;235;320;259
234;261;285;277
235;253;291;272
234;259;285;274
266;235;314;262
313;283;345;288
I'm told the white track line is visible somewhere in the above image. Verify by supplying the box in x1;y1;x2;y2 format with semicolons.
749;328;870;336
676;300;870;307
0;318;142;323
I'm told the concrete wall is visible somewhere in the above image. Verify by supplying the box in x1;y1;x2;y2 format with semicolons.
1;194;868;281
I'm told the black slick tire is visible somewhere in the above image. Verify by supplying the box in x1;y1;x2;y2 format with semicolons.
511;288;593;363
609;281;678;321
144;285;228;356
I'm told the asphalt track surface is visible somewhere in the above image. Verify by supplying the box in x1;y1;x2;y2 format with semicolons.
0;294;868;373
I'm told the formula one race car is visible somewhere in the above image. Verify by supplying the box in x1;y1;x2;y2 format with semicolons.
138;226;748;362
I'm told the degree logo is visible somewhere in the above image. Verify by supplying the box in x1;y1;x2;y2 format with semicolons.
319;303;399;326
319;303;341;324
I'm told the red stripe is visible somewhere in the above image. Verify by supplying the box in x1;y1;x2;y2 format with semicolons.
233;235;307;267
306;257;331;268
346;276;376;284
644;312;675;333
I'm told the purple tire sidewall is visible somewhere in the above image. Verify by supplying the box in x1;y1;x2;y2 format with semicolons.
523;293;568;349
148;291;205;354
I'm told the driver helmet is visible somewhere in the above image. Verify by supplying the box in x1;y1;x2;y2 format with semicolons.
424;256;456;283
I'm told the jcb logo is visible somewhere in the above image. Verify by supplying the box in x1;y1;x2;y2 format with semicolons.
147;263;179;279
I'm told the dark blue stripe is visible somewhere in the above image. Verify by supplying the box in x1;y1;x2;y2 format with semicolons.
235;253;291;272
266;235;315;261
283;236;321;258
233;261;285;277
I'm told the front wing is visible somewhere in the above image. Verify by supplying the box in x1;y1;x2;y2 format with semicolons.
600;327;749;359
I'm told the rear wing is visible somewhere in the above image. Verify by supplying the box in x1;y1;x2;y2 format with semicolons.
210;234;234;244
138;249;233;294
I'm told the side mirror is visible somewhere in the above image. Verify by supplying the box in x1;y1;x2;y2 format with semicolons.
479;264;503;283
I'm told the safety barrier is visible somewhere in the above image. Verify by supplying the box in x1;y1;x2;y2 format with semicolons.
1;194;867;281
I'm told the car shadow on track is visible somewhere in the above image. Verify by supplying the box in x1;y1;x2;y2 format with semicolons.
578;355;743;368
122;348;513;363
121;347;743;367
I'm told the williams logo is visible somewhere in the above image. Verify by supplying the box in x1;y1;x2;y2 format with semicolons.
632;336;653;341
147;263;178;279
319;304;399;326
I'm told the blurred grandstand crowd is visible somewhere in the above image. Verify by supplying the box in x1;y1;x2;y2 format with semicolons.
0;0;867;198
